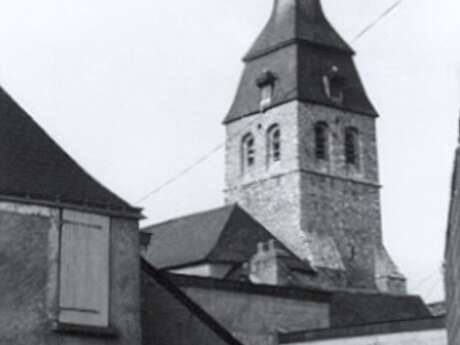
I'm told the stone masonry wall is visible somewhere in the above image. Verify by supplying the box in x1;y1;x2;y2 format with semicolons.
298;103;381;289
225;102;307;261
0;200;141;345
224;101;392;290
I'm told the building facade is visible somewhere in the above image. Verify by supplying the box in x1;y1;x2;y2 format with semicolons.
223;0;405;293
0;87;245;345
1;1;452;345
0;87;143;344
445;126;460;345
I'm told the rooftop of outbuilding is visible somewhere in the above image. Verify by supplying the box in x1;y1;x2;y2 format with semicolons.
141;204;313;273
0;86;140;217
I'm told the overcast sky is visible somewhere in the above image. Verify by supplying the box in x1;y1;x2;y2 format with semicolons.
1;0;459;302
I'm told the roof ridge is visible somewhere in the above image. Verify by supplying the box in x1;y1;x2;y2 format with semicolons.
142;204;236;232
203;204;238;261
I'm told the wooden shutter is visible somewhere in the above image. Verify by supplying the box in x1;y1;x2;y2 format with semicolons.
59;210;110;327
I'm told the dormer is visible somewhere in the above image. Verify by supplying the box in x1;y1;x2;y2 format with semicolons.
323;65;346;105
256;70;277;112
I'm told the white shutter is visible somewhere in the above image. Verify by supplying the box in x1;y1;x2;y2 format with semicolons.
59;210;110;327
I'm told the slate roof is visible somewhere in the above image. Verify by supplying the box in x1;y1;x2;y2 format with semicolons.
224;0;378;124
427;301;446;317
0;87;140;216
330;291;432;328
245;0;353;61
141;204;312;272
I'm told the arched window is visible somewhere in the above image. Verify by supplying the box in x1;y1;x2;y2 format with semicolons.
242;133;256;171
344;127;359;166
314;122;329;160
267;125;281;163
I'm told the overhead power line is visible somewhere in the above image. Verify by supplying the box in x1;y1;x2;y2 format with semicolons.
135;113;263;204
351;0;404;43
136;1;406;204
136;142;225;203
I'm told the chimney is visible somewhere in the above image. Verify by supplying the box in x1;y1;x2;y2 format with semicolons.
249;240;282;285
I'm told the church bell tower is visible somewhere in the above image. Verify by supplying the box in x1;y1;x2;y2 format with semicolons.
224;0;406;293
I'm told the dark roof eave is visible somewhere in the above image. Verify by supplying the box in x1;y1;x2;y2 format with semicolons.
243;38;355;62
168;273;332;303
223;98;379;125
0;193;144;220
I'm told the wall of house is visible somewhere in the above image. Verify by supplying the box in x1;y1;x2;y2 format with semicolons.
284;329;447;345
446;152;460;345
0;200;141;345
179;285;330;345
141;271;241;345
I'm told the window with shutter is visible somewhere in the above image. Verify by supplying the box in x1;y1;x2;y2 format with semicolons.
267;124;281;164
59;210;110;327
345;127;360;166
314;122;329;160
242;133;256;173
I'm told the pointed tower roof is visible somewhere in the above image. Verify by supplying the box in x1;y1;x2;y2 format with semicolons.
224;0;377;124
245;0;353;61
0;87;141;217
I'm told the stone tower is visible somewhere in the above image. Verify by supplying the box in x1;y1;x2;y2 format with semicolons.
224;0;406;293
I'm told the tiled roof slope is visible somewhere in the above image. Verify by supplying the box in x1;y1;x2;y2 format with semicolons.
0;87;139;215
141;204;312;272
245;0;353;61
224;0;378;123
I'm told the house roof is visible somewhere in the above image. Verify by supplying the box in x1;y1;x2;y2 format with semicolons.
330;291;432;328
427;301;446;317
244;0;353;61
224;0;378;124
141;204;312;272
141;259;244;345
0;87;140;217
